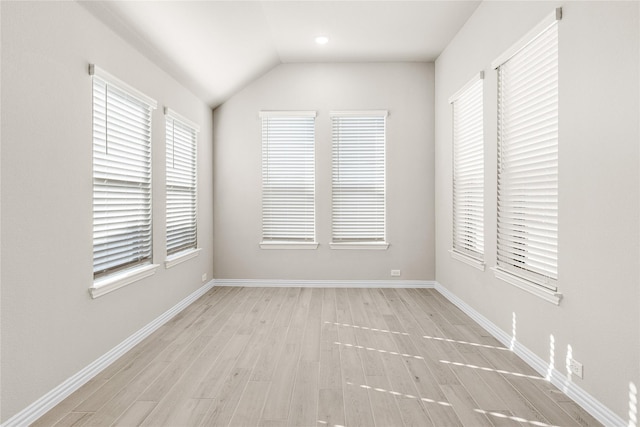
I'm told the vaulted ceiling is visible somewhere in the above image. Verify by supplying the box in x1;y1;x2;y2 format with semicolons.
82;1;481;108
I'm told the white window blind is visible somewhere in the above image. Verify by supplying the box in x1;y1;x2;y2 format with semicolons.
260;111;316;245
450;73;484;261
165;108;198;256
331;111;387;245
495;13;559;289
91;65;157;279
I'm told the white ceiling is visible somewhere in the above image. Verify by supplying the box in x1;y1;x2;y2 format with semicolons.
82;1;481;108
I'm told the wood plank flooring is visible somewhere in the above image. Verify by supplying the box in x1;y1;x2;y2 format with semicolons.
34;287;602;427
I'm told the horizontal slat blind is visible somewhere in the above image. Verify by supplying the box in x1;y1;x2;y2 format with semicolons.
497;20;559;288
452;76;484;259
92;75;155;278
166;111;198;255
331;112;387;243
261;112;316;242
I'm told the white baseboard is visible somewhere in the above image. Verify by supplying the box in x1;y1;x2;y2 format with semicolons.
1;280;216;427
434;281;626;427
213;278;436;288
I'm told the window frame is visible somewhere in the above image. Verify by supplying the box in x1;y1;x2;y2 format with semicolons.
164;107;200;267
259;110;318;250
449;72;485;270
330;110;389;250
89;64;159;298
490;9;562;305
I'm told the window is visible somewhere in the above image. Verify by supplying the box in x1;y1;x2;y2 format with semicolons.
492;9;561;303
449;73;485;268
260;111;317;249
165;108;199;260
331;111;388;249
90;65;157;290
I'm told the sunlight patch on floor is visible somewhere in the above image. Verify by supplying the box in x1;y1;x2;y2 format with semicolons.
333;341;424;359
325;321;409;336
474;408;559;427
422;334;508;351
346;381;452;407
317;420;345;427
440;359;545;381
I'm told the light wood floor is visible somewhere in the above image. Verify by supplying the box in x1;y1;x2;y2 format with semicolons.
34;287;602;427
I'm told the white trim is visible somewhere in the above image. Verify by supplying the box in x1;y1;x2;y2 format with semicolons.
164;107;200;132
492;267;562;305
491;8;562;69
330;110;388;117
449;249;486;271
2;280;216;427
259;110;316;118
330;242;390;250
434;281;625;427
88;64;157;109
90;264;160;299
259;241;319;250
213;279;434;288
165;248;201;269
448;71;484;104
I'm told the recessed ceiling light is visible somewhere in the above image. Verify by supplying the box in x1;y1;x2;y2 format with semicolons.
315;36;329;45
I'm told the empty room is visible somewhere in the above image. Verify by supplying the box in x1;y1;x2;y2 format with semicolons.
1;1;638;426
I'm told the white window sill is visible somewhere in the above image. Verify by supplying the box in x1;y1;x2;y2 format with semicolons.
165;248;201;269
492;267;562;305
449;249;485;271
260;241;319;250
90;263;160;299
330;242;390;250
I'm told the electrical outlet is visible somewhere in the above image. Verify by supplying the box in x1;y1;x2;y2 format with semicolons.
201;273;207;283
391;270;401;277
569;358;583;378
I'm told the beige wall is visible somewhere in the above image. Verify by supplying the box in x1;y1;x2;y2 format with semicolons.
0;1;214;421
435;1;639;420
212;62;435;281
